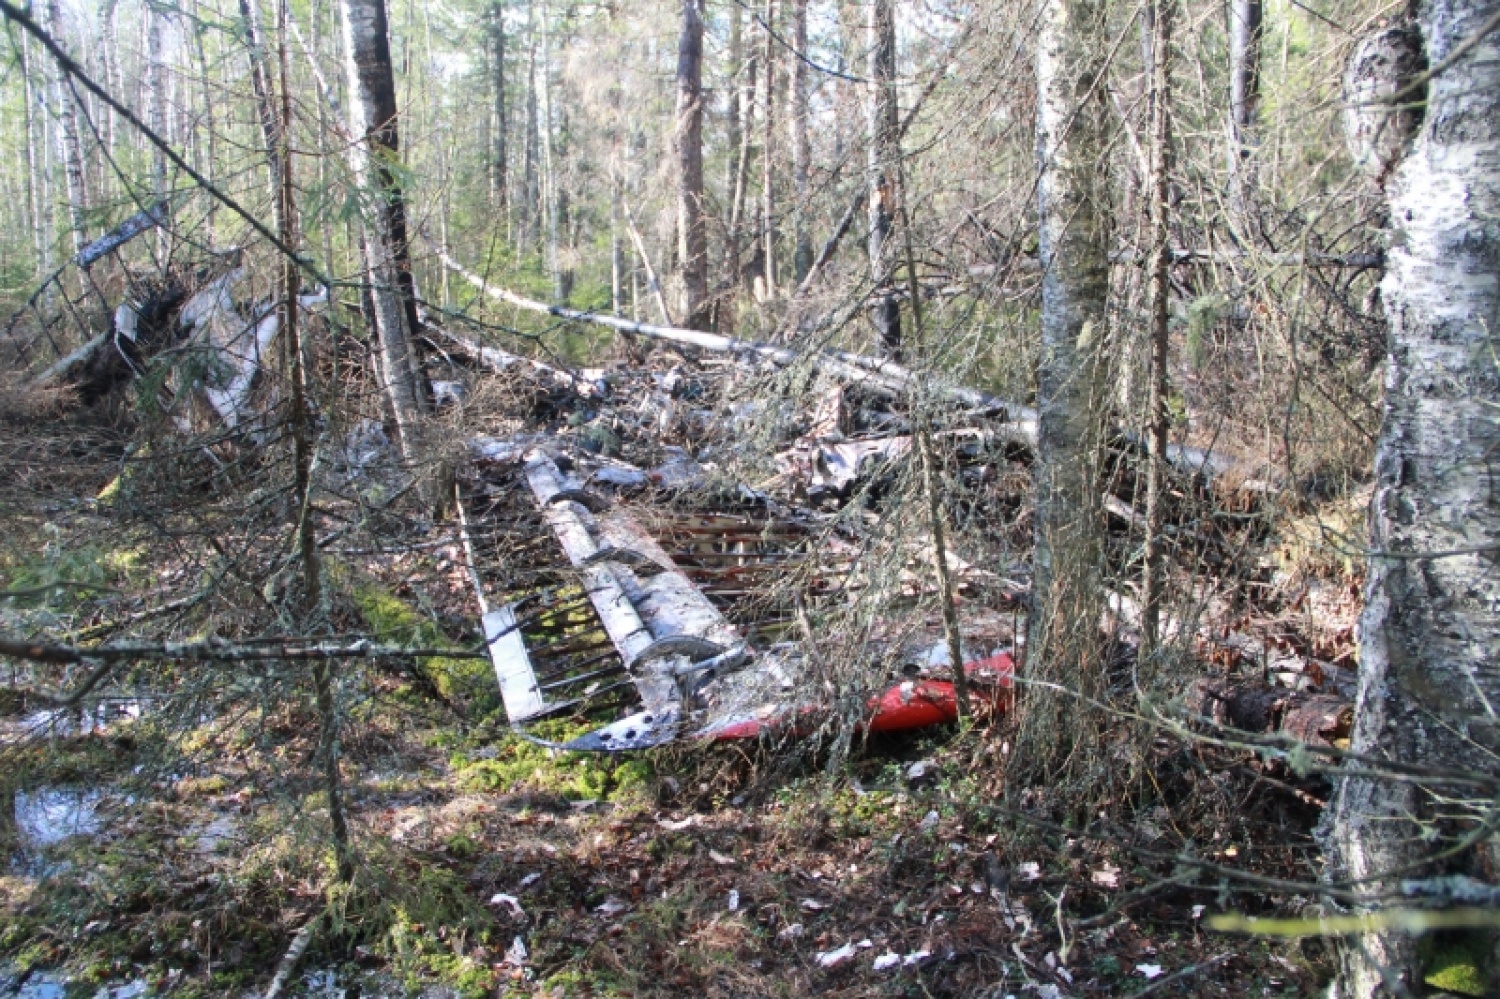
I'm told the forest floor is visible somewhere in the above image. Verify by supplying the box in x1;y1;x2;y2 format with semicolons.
0;335;1391;998
0;664;1339;999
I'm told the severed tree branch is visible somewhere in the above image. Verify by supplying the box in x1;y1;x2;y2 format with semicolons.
0;636;484;666
0;635;484;707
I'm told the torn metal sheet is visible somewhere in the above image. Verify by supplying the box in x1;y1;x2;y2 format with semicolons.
515;450;749;739
486;604;546;723
465;438;1014;752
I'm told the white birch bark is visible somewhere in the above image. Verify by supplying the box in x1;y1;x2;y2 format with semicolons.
341;0;428;461
44;0;90;257
1227;0;1262;219
1322;0;1500;994
100;0;119;159
1024;0;1112;755
21;31;54;280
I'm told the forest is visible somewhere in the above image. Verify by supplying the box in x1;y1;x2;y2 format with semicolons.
0;0;1496;994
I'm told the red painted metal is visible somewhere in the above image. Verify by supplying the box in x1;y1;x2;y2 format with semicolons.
707;652;1014;742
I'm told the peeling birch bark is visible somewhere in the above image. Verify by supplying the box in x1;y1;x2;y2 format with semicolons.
1321;1;1500;994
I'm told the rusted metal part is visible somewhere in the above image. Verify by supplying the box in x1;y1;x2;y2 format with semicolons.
1184;677;1352;748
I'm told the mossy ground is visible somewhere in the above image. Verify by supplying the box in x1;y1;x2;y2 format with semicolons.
2;700;1347;997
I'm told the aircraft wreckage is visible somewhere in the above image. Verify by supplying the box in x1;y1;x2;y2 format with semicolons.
457;436;1016;753
4;225;1326;754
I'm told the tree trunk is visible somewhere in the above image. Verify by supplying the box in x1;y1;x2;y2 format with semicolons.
1021;0;1113;778
44;0;89;257
759;0;777;300
1322;0;1500;994
1227;0;1262;219
725;5;742;210
145;0;170;260
1140;0;1173;655
489;0;507;210
867;0;900;356
341;0;429;464
789;0;812;283
239;0;285;221
190;0;219;246
21;32;54;280
523;15;540;252
274;0;350;884
674;0;709;330
538;3;562;301
728;40;757;297
100;0;119;164
610;167;624;315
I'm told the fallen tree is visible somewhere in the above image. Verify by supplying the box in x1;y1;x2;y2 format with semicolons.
0;635;484;708
439;248;1279;494
438;246;1018;414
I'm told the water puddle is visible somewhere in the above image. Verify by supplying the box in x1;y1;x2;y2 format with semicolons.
8;785;133;877
10;970;66;999
15;700;142;739
0;969;151;999
14;786;107;849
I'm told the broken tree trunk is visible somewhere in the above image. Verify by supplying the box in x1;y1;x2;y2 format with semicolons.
438;248;1006;410
433;324;602;396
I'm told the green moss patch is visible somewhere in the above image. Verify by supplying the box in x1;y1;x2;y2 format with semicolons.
451;719;651;803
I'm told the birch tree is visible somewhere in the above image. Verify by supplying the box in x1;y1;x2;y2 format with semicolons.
1021;0;1113;773
21;31;54;280
44;0;89;256
1227;0;1262;218
341;0;429;466
1322;0;1500;993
